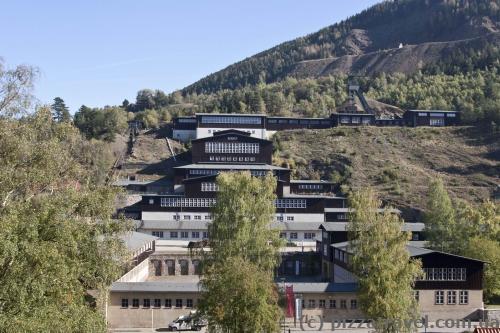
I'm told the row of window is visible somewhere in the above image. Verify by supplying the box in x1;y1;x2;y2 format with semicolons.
201;116;262;125
172;214;212;220
340;116;372;124
152;231;208;239
303;299;357;310
208;156;257;162
267;119;330;125
298;184;323;190
156;198;307;209
160;198;216;208
416;112;456;118
418;268;467;281
429;118;445;126
177;118;196;123
201;182;218;192
121;298;195;309
275;199;307;209
434;290;469;305
276;216;294;221
205;142;260;154
279;232;317;240
188;169;270;177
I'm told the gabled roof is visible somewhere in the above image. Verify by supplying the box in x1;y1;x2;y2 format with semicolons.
191;130;271;143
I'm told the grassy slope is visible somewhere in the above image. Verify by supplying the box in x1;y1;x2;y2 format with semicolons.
273;126;499;216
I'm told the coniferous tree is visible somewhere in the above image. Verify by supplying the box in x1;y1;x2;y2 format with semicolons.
51;97;71;123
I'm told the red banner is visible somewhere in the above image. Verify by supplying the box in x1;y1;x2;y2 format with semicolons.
285;285;295;318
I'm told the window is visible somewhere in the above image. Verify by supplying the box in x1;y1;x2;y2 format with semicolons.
420;268;466;281
204;215;212;220
121;299;129;308
192;231;200;238
205;142;260;154
350;300;357;309
446;113;456;117
152;260;162;276
304;232;315;240
165;299;172;308
202;232;208;239
329;299;336;308
154;299;161;308
298;184;322;190
362;117;371;124
319;300;326;308
340;300;347;309
149;199;154;205
286;216;294;221
193;260;201;275
435;291;444;305
275;199;307;209
181;231;189;238
175;299;183;308
165;260;175;275
132;299;139;308
183;215;191;220
414;291;419;302
276;216;283;222
180;260;189;275
160;197;216;208
430;118;445;126
352;117;360;124
279;232;287;239
143;299;150;308
418;112;428;116
186;299;193;308
201;115;262;125
173;214;180;220
170;231;178;239
201;182;218;192
290;233;298;239
152;231;163;238
447;291;456;304
308;300;316;308
459;291;469;304
340;116;350;124
194;215;201;220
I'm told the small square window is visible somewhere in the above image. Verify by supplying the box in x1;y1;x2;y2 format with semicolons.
186;299;193;308
329;299;336;309
308;300;316;308
149;199;154;205
165;299;172;308
192;231;200;238
350;300;357;309
181;231;189;238
290;233;298;239
170;231;178;238
340;300;347;309
319;300;326;308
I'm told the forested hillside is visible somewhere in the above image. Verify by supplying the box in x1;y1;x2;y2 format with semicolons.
183;0;500;94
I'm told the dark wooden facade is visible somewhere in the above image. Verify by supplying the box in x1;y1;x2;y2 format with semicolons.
190;130;273;164
266;117;331;131
403;110;460;127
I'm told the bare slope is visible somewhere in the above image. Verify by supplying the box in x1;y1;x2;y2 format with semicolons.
290;33;500;77
273;127;499;214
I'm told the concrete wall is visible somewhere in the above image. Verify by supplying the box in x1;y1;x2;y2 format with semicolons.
117;259;149;283
418;290;483;321
108;291;199;329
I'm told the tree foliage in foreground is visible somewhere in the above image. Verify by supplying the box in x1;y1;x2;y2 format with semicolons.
0;107;130;332
347;189;422;333
424;179;500;301
199;172;284;333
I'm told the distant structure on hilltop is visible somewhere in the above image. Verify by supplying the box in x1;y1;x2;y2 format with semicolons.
172;84;460;143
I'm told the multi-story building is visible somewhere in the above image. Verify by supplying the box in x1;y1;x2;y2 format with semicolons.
135;128;424;243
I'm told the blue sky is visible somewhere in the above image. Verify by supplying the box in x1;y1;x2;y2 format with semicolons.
1;0;380;112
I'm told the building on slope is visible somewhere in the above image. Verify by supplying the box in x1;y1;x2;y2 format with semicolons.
134;129;424;244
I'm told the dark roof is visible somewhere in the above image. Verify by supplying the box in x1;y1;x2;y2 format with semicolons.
174;163;288;171
289;282;358;293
